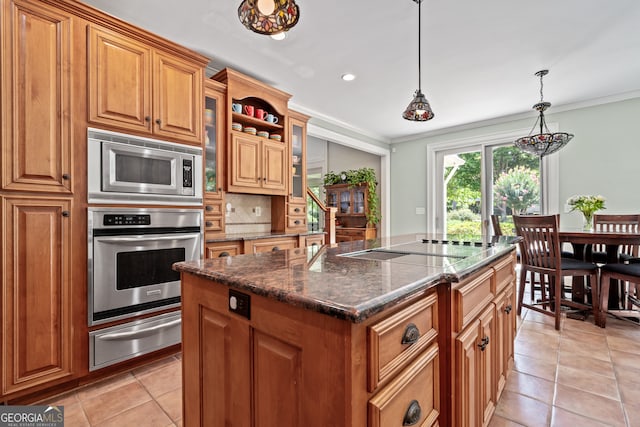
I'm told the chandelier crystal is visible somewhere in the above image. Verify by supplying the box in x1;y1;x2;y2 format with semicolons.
514;70;573;156
238;0;299;36
402;0;434;122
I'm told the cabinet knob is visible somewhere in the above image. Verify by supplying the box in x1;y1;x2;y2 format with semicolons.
478;336;490;351
294;220;301;225
263;177;267;182
294;207;301;213
62;173;70;180
61;211;70;217
205;205;214;212
402;400;422;426
218;251;230;257
218;187;222;192
155;119;161;125
505;304;513;314
144;116;151;122
272;246;280;251
205;221;213;227
401;323;420;345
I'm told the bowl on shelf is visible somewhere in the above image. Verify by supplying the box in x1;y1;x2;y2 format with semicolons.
231;122;243;131
269;134;282;141
257;130;269;138
243;126;257;135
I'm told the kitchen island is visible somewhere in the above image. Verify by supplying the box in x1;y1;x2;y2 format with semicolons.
174;234;518;427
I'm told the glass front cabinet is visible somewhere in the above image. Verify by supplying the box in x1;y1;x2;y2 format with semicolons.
286;110;309;232
203;79;226;239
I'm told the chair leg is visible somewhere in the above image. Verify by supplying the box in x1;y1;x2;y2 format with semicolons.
517;267;527;316
554;274;562;330
540;274;548;310
590;272;599;323
599;273;611;328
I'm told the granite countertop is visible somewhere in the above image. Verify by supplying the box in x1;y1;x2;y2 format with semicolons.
175;233;518;323
206;231;325;243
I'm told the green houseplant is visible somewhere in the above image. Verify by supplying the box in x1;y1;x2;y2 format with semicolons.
323;167;380;226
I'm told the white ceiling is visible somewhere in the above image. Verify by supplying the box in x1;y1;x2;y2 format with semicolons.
82;0;640;143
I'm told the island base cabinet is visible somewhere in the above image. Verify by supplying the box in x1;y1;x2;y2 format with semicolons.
182;274;350;427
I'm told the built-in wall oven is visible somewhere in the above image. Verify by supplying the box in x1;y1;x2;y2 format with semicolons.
88;207;202;370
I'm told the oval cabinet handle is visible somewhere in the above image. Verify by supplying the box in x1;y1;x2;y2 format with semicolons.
505;304;513;314
218;251;230;257
62;173;70;180
402;400;422;426
61;211;70;217
294;220;301;225
205;221;213;227
272;246;280;251
144;116;151;122
401;323;420;345
478;336;490;351
205;205;214;212
294;207;301;213
155;119;161;125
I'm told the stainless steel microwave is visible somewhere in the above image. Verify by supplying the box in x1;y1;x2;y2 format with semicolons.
88;128;202;205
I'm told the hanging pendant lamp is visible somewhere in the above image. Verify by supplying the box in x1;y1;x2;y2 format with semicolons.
402;0;434;122
514;70;574;157
238;0;300;36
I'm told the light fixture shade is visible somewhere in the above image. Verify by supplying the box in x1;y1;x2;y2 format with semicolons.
238;0;299;35
402;89;434;121
514;70;574;157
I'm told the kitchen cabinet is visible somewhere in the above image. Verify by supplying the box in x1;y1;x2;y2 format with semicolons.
182;272;439;426
205;241;243;258
88;25;205;144
2;196;74;395
281;110;310;232
244;236;298;254
326;183;377;242
1;0;73;194
229;133;287;195
203;80;226;239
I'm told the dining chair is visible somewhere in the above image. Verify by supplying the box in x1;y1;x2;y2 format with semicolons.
491;214;503;236
598;261;640;327
591;214;640;263
513;214;599;330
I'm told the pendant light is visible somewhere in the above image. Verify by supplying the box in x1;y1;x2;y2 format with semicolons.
514;70;574;156
402;0;434;122
238;0;300;36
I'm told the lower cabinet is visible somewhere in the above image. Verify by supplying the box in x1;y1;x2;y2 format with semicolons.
336;227;377;243
205;241;243;258
205;234;326;259
1;196;76;396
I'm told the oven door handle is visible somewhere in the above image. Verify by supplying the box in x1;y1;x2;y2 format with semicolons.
95;234;199;243
97;318;182;340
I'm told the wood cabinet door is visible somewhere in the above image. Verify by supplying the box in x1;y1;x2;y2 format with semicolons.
262;139;287;194
205;242;242;259
494;287;515;399
478;304;496;426
2;196;73;395
88;25;152;133
2;0;73;193
153;51;202;143
229;134;261;191
453;318;480;427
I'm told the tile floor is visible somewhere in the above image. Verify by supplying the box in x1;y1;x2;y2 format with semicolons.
41;303;640;426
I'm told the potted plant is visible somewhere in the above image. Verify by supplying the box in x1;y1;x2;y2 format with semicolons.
323;167;381;226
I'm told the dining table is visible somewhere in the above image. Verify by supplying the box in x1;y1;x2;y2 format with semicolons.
559;227;640;310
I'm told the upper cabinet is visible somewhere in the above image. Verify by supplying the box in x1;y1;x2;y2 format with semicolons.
88;25;205;145
212;69;291;196
1;0;73;193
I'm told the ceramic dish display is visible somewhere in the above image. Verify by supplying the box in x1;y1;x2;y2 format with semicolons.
243;126;257;135
231;122;243;131
269;134;282;141
257;131;269;138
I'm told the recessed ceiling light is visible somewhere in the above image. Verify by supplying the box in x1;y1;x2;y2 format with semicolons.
270;32;286;41
341;73;356;81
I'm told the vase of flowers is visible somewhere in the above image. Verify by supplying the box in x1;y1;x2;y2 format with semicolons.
567;195;606;231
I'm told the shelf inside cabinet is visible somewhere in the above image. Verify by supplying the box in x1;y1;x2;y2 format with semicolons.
232;112;284;130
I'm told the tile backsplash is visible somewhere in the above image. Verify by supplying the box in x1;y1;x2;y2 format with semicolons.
225;193;271;234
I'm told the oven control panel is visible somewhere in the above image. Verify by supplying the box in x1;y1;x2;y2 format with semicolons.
103;214;151;226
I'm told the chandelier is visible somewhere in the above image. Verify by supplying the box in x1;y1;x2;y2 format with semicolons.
238;0;300;36
402;0;434;122
514;70;573;156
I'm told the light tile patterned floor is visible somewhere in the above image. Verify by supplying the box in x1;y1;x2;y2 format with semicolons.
40;305;640;426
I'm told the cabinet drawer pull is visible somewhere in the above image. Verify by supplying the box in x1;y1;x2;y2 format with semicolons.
205;205;214;212
505;304;513;314
155;119;161;125
401;323;420;345
205;221;213;227
61;211;70;217
62;173;70;180
272;246;280;251
478;336;490;351
263;177;267;182
218;251;230;257
294;207;301;213
402;400;422;426
144;116;151;122
294;220;301;225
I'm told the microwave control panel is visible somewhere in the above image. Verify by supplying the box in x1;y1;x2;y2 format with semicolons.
182;159;193;188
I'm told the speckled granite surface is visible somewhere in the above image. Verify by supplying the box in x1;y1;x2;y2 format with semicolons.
174;234;518;323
